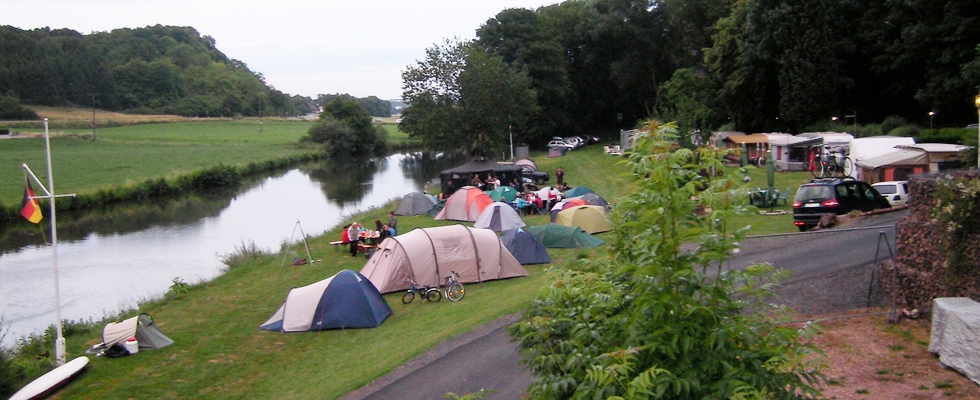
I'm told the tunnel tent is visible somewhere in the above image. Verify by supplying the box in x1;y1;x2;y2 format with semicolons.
501;228;551;265
473;202;526;232
259;270;391;332
395;192;437;216
360;225;528;293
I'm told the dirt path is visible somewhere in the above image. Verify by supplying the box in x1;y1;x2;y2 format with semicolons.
802;311;980;399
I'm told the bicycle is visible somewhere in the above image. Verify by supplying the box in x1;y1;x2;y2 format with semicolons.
811;146;853;179
444;271;465;302
402;278;441;304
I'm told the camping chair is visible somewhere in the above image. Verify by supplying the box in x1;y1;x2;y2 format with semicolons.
777;187;790;206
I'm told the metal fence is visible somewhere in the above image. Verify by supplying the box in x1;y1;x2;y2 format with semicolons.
740;226;898;317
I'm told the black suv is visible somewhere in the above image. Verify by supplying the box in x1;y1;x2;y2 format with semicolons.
792;178;890;231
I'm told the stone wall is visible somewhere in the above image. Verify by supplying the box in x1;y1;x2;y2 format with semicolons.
880;170;980;313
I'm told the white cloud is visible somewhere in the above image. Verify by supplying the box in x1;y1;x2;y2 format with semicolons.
1;0;557;99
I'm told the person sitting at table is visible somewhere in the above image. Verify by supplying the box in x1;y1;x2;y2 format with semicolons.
515;196;527;215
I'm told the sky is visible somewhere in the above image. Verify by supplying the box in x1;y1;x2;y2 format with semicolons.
2;0;560;100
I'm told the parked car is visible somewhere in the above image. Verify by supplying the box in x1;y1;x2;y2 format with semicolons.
792;178;890;231
520;165;549;185
547;140;576;151
871;181;910;207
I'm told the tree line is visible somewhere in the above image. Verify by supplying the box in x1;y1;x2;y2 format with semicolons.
400;0;980;154
0;25;313;118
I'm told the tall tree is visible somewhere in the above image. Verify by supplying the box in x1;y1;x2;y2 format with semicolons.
401;39;535;155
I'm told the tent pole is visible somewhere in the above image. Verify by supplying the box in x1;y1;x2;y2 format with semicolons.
297;220;314;265
280;221;301;268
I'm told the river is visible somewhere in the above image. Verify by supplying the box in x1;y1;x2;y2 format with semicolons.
0;152;461;347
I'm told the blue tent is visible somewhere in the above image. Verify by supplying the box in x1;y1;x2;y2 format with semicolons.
500;228;551;265
260;270;391;332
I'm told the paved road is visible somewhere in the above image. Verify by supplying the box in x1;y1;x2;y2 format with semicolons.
341;314;531;400
343;209;909;399
728;208;908;283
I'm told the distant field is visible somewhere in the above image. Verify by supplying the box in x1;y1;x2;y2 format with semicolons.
0;120;315;206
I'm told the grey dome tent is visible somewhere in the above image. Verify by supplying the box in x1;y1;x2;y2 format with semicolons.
501;228;551;265
473;202;526;232
101;313;173;350
260;270;391;332
395;192;437;215
578;193;609;209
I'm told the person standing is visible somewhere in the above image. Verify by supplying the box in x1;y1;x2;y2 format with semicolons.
347;223;359;257
387;211;397;236
556;167;564;186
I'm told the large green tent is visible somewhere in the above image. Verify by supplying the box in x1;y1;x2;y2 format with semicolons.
486;186;518;202
525;224;605;248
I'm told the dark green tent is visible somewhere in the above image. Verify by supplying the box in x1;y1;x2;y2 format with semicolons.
525;224;604;248
427;199;447;217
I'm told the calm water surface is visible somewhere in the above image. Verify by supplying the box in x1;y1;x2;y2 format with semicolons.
0;152;458;347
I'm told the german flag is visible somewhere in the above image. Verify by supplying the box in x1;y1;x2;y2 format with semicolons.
20;177;42;224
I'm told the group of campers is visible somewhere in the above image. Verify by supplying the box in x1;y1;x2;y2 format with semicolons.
341;212;397;257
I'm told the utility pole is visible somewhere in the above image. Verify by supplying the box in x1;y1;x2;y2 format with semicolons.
91;94;97;140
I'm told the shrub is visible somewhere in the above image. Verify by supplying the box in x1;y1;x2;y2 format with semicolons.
0;95;39;121
511;120;824;399
880;116;909;135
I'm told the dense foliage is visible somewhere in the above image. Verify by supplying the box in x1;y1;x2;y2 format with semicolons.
510;121;824;398
0;95;39;120
399;39;536;155
318;94;392;117
304;98;388;159
400;0;980;150
0;25;304;117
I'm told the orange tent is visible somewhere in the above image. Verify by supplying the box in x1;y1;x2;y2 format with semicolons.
434;186;493;222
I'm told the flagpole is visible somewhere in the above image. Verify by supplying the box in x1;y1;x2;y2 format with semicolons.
20;120;74;365
43;119;66;365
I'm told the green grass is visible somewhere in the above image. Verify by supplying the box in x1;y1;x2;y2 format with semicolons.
0;121;315;206
13;138;810;398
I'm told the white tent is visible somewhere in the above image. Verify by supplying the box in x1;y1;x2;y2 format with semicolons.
474;202;526;232
359;225;528;293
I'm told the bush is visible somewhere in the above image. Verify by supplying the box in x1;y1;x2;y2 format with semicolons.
511;120;824;399
880;115;909;135
0;95;39;121
887;125;920;137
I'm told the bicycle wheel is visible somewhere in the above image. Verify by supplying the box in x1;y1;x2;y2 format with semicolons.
425;289;442;302
446;283;465;302
401;291;415;304
811;161;824;178
841;157;854;178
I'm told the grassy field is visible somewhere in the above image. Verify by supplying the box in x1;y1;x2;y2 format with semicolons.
0;121;314;206
0;120;419;209
32;141;814;399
